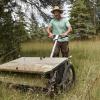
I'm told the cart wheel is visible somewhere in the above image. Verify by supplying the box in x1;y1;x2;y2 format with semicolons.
66;64;75;86
59;63;75;91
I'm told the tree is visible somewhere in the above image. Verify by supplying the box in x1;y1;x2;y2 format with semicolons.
85;0;100;34
70;0;96;39
0;0;26;63
18;0;71;22
96;0;100;33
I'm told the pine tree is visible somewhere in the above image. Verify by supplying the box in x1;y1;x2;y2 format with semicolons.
96;0;100;33
70;0;96;39
0;0;26;63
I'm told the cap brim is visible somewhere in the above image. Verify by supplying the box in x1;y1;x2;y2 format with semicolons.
51;10;63;14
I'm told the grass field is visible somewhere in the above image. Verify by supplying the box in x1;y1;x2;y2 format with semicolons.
0;39;100;100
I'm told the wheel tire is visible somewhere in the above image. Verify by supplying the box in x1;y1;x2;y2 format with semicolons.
66;64;75;87
59;63;75;91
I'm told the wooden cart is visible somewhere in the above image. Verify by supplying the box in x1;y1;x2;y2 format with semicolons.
0;57;75;94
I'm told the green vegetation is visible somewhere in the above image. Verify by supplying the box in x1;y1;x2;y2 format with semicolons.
0;39;100;100
0;0;100;63
0;0;100;99
0;0;26;63
70;0;96;39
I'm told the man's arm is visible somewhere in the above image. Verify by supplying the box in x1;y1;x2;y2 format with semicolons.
46;25;53;38
62;26;72;36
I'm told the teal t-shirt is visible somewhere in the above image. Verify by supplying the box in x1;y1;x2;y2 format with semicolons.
49;17;71;42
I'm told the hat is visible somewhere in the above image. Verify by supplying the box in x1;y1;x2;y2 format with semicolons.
51;6;63;14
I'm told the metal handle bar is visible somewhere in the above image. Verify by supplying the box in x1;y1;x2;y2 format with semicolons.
53;35;68;41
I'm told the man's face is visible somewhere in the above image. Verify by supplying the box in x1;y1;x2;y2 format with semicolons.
53;10;61;19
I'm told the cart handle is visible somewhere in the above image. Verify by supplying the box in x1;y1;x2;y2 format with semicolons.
53;35;68;41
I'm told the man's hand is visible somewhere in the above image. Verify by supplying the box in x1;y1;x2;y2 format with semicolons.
61;32;68;37
46;25;53;38
48;33;54;38
61;26;72;36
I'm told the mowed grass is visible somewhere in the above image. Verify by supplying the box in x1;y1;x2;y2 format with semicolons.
0;39;100;100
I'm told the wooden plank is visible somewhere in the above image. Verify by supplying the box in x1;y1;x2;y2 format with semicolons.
0;72;48;87
0;57;67;73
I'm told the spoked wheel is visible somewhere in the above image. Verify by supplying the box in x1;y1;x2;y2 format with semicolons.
59;63;75;91
65;64;75;86
46;63;75;95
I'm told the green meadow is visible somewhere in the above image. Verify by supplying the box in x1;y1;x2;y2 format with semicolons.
0;39;100;100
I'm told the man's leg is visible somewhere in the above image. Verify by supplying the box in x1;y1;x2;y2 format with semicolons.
61;42;69;57
53;42;60;57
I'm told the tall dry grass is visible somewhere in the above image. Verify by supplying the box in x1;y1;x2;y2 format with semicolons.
0;40;100;100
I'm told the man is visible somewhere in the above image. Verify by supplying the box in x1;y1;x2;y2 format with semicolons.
47;6;72;57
